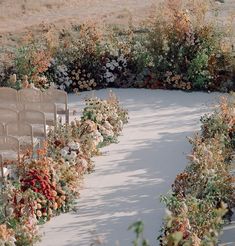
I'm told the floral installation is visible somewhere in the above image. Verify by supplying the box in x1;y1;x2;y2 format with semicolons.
0;0;234;92
81;91;128;145
0;93;128;245
159;94;235;245
0;181;40;246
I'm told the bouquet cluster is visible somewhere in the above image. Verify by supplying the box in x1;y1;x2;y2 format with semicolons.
1;0;234;92
160;94;235;245
0;93;128;245
81;91;128;145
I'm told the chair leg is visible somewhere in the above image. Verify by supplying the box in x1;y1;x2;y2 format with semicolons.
0;155;5;185
66;109;69;124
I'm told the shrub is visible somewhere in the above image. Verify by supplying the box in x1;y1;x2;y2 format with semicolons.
159;94;235;245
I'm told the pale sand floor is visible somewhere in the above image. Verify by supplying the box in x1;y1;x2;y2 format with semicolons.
38;89;234;246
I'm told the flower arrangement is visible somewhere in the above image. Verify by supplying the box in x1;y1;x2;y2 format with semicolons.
159;94;235;245
1;0;234;92
81;91;128;145
0;224;16;246
0;182;40;246
0;93;128;245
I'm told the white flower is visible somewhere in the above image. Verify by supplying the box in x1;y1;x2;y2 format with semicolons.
65;161;70;168
70;151;77;160
111;112;118;120
59;84;65;90
96;113;103;122
165;209;172;217
109;76;115;82
92;130;104;145
2;167;9;177
65;80;72;87
103;121;113;130
98;135;104;143
68;141;80;150
60;149;68;157
70;160;76;166
117;120;123;130
208;169;216;175
99;125;114;137
105;71;113;78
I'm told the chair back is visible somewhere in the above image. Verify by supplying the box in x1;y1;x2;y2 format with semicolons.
0;87;18;104
18;88;42;103
19;110;46;138
42;88;68;111
0;107;18;124
0;136;20;161
6;122;34;152
6;122;33;137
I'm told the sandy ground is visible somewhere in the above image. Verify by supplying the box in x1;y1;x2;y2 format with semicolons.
0;0;156;55
37;89;234;246
0;0;234;58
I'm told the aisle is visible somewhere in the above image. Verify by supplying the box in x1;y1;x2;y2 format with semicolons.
38;89;222;246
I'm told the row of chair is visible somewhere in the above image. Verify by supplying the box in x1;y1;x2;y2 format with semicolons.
0;87;69;123
0;121;40;150
0;86;70;179
0;105;56;129
0;110;47;165
0;108;50;179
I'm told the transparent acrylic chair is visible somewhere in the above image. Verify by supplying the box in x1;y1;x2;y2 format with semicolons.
18;110;47;141
42;88;69;123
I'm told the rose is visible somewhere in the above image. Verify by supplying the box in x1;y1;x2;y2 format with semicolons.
36;210;42;218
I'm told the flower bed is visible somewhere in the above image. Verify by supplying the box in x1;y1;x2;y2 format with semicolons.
159;94;235;245
0;0;234;92
0;92;128;246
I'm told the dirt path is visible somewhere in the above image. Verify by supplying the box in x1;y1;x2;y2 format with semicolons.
38;89;224;246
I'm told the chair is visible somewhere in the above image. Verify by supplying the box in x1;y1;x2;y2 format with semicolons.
18;88;42;104
42;88;69;123
0;107;18;124
23;103;57;127
0;136;20;162
6;122;38;152
19;110;47;140
0;87;18;110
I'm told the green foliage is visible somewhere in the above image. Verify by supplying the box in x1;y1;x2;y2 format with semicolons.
1;0;234;92
14;45;36;80
129;221;150;246
188;49;210;89
159;94;235;245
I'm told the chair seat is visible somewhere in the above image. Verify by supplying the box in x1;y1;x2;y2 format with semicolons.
18;136;40;147
32;125;46;138
45;113;56;126
56;104;66;114
0;150;18;161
